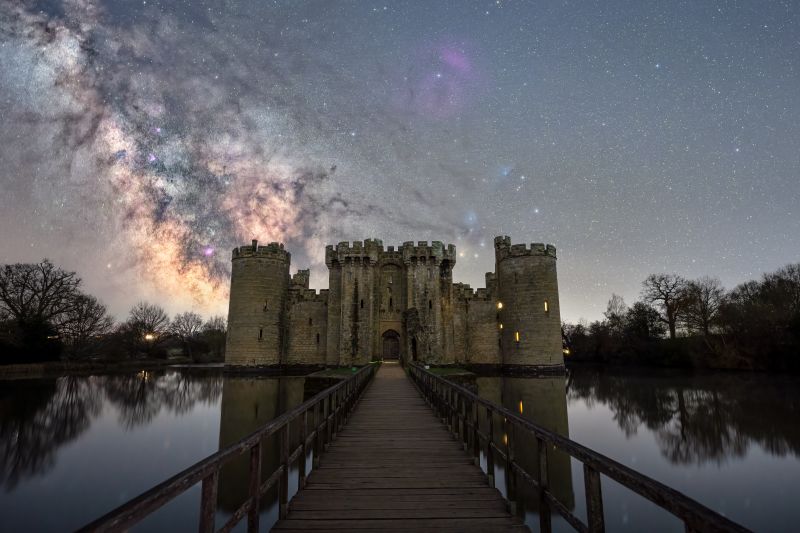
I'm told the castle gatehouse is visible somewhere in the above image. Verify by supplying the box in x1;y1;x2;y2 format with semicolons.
225;236;563;371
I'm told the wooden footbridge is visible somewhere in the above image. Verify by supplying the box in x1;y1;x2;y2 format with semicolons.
80;362;749;533
274;362;523;531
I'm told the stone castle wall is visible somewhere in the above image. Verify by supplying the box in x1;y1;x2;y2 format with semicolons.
225;236;563;370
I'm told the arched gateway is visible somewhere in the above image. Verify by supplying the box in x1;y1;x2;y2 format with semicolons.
381;330;400;360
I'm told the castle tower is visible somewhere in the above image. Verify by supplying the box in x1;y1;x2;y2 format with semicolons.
402;241;457;363
324;240;382;366
494;236;563;370
225;240;290;366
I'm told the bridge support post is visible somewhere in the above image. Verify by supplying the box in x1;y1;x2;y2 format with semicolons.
536;437;551;533
584;464;605;532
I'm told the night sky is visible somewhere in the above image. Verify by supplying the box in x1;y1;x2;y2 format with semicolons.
1;0;798;322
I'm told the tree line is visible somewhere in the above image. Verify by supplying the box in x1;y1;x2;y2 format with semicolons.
0;260;226;363
562;263;800;371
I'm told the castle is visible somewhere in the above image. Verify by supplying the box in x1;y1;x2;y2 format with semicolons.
225;236;564;372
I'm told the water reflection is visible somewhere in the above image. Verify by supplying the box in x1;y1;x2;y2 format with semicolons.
217;377;306;524
0;370;222;489
567;369;800;465
472;375;575;524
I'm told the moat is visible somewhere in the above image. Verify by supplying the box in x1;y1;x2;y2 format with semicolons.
0;366;798;532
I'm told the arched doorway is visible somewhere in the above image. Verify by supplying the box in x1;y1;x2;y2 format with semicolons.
381;330;400;360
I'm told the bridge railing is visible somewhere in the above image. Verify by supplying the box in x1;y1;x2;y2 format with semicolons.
408;364;750;533
78;364;377;533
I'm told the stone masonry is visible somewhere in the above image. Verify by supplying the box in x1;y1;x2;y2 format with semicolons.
225;236;564;371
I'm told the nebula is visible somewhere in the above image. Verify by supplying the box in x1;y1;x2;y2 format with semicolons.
0;1;364;314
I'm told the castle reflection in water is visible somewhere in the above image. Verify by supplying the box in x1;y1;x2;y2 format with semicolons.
2;367;800;531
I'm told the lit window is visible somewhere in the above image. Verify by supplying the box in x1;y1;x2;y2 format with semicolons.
499;323;503;329
497;301;503;309
544;300;549;313
518;401;524;414
515;331;520;343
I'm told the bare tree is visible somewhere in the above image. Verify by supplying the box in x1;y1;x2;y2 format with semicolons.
0;260;81;324
125;302;170;356
170;312;203;339
641;274;688;339
170;312;203;357
682;277;725;336
55;294;114;357
202;315;227;360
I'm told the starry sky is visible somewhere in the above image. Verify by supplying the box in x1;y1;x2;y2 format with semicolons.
1;0;798;322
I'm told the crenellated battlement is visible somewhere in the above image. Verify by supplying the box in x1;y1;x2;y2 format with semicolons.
325;239;384;266
232;239;291;261
290;287;329;303
453;282;494;302
454;282;474;299
291;269;310;289
401;240;457;264
494;235;556;261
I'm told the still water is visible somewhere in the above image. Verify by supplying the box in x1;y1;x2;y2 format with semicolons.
469;369;800;532
0;367;798;531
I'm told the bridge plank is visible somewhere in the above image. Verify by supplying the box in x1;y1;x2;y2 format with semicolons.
274;362;529;531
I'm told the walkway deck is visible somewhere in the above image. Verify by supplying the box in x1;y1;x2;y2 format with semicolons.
274;362;528;532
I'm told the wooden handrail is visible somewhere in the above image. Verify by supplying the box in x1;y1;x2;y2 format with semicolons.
78;364;377;533
407;363;750;533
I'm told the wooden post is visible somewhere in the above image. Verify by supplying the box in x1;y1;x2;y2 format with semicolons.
279;425;290;519
536;437;551;533
461;395;468;450
506;422;517;516
486;406;495;487
584;464;605;532
332;388;339;438
198;470;218;533
299;409;308;489
247;442;261;533
472;399;480;466
313;401;321;468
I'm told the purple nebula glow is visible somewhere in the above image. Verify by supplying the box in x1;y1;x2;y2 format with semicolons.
440;47;471;73
203;247;214;257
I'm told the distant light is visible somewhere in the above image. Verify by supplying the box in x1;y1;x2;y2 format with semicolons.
497;302;503;309
502;433;508;446
203;246;214;257
563;348;571;356
544;300;549;312
515;331;520;343
499;323;503;329
518;401;523;414
144;333;155;341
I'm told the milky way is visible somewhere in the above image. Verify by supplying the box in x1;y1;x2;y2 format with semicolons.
1;1;798;320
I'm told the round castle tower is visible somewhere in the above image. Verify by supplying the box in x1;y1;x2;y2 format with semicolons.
225;240;290;366
494;236;563;370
